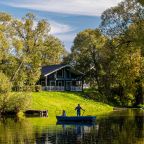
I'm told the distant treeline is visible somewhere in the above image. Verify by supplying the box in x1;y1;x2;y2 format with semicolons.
64;0;144;106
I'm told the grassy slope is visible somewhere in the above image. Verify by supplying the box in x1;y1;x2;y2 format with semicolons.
30;91;113;116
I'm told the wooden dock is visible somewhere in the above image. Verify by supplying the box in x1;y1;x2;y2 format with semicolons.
25;110;48;117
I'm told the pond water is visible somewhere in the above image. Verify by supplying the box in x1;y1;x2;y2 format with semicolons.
0;109;143;144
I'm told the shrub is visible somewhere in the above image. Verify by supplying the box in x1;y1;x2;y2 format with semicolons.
0;72;12;93
0;72;12;113
8;92;32;113
35;85;42;92
21;85;42;92
0;72;31;114
22;85;35;92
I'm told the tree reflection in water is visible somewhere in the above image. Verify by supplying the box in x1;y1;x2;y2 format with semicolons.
0;109;143;144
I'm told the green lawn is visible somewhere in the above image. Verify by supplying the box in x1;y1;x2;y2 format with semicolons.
30;91;113;116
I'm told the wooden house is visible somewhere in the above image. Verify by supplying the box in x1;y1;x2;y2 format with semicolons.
38;64;84;91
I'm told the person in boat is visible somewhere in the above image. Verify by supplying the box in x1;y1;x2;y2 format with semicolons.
75;104;85;116
62;110;66;116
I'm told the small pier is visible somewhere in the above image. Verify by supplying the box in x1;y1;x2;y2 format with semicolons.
25;110;48;117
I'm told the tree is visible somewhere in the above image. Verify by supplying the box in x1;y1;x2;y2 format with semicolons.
70;28;140;105
100;0;144;105
70;0;144;106
100;0;144;37
138;0;144;5
0;72;31;114
0;13;65;90
71;29;112;98
0;13;12;79
8;92;31;113
0;72;11;113
41;35;66;66
11;13;50;87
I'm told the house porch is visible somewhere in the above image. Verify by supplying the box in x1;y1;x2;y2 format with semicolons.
42;80;83;91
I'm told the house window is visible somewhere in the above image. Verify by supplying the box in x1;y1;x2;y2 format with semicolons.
58;81;62;86
66;69;71;78
57;70;63;78
76;81;81;86
50;81;55;86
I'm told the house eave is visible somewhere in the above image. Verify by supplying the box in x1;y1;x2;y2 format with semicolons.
44;64;70;77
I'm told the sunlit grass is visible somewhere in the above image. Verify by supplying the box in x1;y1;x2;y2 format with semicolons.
30;91;113;118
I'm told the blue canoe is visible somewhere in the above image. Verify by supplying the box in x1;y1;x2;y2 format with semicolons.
56;116;96;122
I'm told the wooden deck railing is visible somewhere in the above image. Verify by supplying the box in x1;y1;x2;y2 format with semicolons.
42;86;82;91
43;86;65;91
70;86;82;91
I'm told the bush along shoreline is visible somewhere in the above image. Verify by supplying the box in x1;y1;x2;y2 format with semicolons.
0;72;32;116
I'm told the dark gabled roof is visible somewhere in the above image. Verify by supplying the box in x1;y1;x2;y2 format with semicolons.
41;64;68;76
41;64;83;76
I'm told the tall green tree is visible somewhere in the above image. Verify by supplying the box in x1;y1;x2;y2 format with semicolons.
42;35;65;66
100;0;144;105
70;0;144;106
71;29;111;98
138;0;144;5
0;13;12;78
0;13;65;90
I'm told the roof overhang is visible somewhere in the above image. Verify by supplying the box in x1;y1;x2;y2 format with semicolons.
44;64;83;77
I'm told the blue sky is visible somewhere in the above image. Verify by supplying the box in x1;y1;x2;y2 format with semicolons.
0;0;122;51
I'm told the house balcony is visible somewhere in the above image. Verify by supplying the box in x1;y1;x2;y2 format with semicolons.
43;86;65;91
42;86;82;91
70;86;82;91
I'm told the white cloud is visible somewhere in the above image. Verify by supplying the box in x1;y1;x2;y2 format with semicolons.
21;17;74;35
49;21;74;35
56;33;76;42
1;0;123;16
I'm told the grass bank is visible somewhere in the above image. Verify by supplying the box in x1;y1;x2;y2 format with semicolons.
30;91;113;116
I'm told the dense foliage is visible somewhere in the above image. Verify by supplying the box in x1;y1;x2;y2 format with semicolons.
0;72;31;113
0;13;66;113
0;13;66;90
0;0;143;109
0;72;12;113
68;0;144;106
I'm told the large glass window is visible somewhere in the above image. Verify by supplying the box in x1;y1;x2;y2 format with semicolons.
50;81;55;86
76;81;81;86
66;70;71;78
57;70;63;78
58;81;62;86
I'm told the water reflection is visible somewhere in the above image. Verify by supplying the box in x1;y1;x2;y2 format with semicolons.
56;121;97;144
0;109;143;144
0;117;36;143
